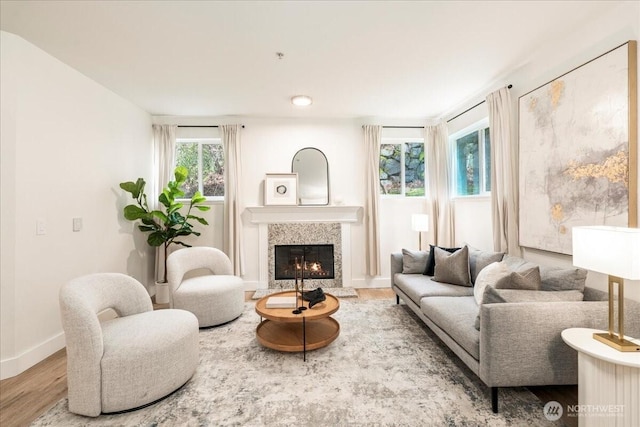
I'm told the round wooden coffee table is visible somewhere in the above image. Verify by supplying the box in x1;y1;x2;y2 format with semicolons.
255;290;340;357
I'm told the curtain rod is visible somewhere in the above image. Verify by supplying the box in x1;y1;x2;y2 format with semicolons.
446;84;512;123
382;126;424;129
177;125;245;128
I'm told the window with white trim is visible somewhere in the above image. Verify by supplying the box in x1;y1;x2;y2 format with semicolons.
450;120;491;197
379;138;425;197
175;138;224;199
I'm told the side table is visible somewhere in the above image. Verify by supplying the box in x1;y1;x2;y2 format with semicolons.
561;328;640;427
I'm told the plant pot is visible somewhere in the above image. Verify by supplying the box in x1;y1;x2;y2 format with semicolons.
155;282;170;304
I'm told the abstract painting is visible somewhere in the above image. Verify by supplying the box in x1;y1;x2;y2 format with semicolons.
518;41;637;254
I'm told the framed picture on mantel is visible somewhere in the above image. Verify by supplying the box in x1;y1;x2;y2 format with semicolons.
264;173;298;206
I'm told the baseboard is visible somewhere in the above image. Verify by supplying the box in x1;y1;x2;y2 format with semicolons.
0;332;65;380
349;277;390;288
242;280;260;291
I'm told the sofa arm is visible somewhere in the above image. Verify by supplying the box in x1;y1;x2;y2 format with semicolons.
478;300;634;388
390;252;403;287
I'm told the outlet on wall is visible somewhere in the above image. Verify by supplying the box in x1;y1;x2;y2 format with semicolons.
73;217;82;232
36;219;46;235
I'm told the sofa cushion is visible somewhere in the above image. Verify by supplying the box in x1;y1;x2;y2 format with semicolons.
467;246;504;284
490;288;585;303
401;249;429;274
394;273;473;305
421;296;480;360
433;246;472;287
474;287;585;329
539;265;588;292
473;261;511;305
423;245;460;276
494;266;541;290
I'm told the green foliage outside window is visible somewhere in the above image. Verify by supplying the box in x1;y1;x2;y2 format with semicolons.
175;141;224;198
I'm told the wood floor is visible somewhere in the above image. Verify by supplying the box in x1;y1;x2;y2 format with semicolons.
0;288;577;427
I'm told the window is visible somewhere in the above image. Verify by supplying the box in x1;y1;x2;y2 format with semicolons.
175;138;224;199
379;139;425;197
451;122;491;196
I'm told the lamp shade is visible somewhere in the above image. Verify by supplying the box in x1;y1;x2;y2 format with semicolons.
411;214;429;232
572;226;640;280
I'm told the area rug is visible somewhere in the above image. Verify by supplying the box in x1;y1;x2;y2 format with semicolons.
252;287;358;299
32;300;562;426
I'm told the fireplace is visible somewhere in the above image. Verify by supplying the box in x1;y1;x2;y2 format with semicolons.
245;205;363;290
262;220;351;289
274;244;335;280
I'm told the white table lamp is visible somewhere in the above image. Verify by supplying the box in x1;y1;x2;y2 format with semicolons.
572;225;640;352
411;214;429;251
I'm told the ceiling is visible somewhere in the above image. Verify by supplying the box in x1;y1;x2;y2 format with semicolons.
0;1;620;120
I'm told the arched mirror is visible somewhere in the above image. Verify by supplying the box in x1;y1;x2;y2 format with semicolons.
292;147;329;205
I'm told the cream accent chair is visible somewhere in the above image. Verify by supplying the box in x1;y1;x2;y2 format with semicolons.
167;246;244;327
59;273;199;417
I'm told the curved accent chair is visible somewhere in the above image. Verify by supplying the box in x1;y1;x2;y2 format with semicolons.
59;273;199;417
167;246;245;327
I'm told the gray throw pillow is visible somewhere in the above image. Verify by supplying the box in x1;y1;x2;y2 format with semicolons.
494;266;541;290
423;245;460;276
467;245;505;284
539;265;588;292
401;248;429;274
432;246;472;287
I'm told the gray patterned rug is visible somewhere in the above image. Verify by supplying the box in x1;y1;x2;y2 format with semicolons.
33;300;562;426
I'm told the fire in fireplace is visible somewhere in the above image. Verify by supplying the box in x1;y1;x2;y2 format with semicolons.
274;244;335;280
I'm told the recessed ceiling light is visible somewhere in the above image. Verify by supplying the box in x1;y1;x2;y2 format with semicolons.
291;95;313;107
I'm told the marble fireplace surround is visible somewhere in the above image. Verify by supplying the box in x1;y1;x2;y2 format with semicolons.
244;206;363;289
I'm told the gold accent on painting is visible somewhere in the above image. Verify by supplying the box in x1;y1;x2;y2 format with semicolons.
549;80;565;107
550;203;565;222
564;150;628;187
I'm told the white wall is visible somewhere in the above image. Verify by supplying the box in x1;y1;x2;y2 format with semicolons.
450;1;640;301
154;116;380;287
0;31;153;379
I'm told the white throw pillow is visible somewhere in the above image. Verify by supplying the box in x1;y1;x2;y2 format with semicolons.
473;261;511;305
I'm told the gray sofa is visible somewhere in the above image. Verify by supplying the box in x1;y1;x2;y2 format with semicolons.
390;247;640;413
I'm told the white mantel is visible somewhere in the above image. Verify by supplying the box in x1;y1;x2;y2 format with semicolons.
244;206;363;288
244;205;363;224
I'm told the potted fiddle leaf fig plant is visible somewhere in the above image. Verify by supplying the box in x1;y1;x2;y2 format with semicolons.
120;166;210;302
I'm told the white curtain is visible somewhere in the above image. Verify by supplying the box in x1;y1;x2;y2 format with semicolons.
221;124;245;276
152;124;177;282
425;122;454;247
363;125;382;276
486;87;520;255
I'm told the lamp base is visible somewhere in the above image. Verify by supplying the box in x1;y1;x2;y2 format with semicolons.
593;332;640;352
